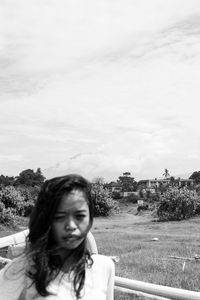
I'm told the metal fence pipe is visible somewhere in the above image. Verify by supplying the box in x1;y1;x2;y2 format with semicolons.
115;276;200;300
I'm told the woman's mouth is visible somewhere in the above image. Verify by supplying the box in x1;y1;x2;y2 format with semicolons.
63;235;79;242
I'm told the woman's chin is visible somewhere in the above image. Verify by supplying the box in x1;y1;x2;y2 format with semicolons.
62;238;83;250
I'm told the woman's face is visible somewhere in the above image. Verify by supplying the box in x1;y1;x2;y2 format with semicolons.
51;189;91;255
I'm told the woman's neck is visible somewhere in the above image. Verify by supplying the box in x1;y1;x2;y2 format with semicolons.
59;250;75;273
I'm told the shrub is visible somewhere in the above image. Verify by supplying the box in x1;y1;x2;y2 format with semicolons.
0;185;38;219
15;186;39;216
123;193;139;203
195;197;200;215
138;189;144;199
195;184;200;195
0;186;25;216
0;202;17;227
137;204;149;212
92;184;118;216
156;187;200;221
94;196;117;216
147;192;161;203
112;191;121;200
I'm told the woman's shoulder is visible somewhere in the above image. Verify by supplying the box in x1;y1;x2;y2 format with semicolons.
1;254;26;271
91;254;114;272
91;254;113;263
0;255;28;300
0;254;27;279
86;254;115;289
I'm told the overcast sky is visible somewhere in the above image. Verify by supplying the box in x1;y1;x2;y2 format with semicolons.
1;0;200;182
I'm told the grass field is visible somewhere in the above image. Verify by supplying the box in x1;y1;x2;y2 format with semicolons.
91;204;200;299
1;204;200;300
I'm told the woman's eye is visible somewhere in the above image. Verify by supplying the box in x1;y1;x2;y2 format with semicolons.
54;215;65;221
76;215;85;219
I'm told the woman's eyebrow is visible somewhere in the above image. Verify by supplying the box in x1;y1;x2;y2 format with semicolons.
75;209;87;213
55;209;87;213
55;210;66;214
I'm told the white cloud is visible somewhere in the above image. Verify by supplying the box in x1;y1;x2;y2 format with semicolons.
0;154;23;162
1;1;200;180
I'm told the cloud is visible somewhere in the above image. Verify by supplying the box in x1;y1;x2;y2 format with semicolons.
43;151;145;181
0;154;23;162
1;1;200;179
1;0;200;96
70;153;83;160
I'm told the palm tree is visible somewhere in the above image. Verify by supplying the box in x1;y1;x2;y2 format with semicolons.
163;169;170;179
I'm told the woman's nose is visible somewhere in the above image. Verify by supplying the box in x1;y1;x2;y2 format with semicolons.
65;218;76;231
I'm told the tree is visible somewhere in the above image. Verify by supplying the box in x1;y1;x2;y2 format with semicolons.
123;172;131;176
163;169;170;179
117;172;137;192
92;177;104;185
168;176;176;187
14;168;45;187
0;175;15;186
35;168;46;185
189;171;200;185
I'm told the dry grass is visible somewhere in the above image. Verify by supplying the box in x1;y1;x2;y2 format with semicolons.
92;207;200;299
1;204;200;299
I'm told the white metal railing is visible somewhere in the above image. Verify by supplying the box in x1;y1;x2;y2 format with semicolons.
114;276;200;300
1;231;200;300
1;256;199;300
115;286;171;300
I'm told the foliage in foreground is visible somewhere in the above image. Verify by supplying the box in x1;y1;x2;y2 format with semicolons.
92;181;118;216
156;187;200;221
0;180;117;227
0;186;39;227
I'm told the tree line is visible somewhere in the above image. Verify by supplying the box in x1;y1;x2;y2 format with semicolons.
0;168;117;227
1;168;200;227
0;168;45;187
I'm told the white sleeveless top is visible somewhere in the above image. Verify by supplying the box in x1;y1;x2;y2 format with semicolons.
0;254;114;300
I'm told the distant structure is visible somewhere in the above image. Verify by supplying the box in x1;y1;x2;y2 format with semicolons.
107;176;194;198
137;178;194;190
108;181;122;193
162;169;170;179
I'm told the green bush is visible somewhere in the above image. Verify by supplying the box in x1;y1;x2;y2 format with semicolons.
0;202;17;227
15;186;39;216
92;184;118;216
0;185;37;220
147;192;161;203
0;186;25;216
124;193;139;203
195;198;200;215
94;197;117;216
156;187;200;221
112;191;121;200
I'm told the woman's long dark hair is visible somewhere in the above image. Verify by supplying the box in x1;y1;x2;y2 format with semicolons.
25;174;94;299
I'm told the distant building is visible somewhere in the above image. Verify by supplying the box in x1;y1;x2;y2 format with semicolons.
107;181;122;193
177;179;194;187
120;191;138;197
137;178;194;190
107;182;139;198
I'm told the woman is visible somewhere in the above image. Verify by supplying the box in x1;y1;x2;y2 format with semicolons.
0;174;115;300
